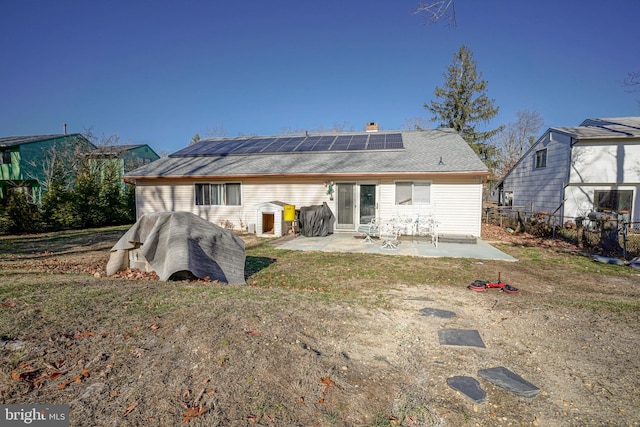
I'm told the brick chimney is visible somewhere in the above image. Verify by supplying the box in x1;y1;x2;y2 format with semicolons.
365;122;379;132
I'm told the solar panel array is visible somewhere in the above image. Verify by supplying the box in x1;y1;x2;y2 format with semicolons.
171;133;404;157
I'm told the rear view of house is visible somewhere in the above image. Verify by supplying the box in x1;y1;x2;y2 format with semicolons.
497;117;640;225
125;128;489;238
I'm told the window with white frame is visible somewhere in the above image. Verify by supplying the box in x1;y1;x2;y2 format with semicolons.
395;181;431;205
195;183;241;206
535;148;547;168
594;190;632;214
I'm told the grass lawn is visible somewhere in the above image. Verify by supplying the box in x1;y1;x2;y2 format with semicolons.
1;226;639;426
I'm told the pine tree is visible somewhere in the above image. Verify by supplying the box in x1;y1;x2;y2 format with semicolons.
425;45;502;156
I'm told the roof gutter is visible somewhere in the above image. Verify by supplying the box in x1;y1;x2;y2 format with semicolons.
125;170;489;181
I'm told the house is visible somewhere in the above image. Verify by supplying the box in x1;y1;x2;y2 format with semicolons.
85;144;160;183
496;117;640;225
124;128;489;237
0;133;96;203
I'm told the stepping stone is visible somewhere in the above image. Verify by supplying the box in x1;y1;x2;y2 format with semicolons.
478;366;540;398
447;376;486;404
420;307;456;318
438;329;486;348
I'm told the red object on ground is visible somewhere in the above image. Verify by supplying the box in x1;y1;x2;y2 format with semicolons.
468;273;519;294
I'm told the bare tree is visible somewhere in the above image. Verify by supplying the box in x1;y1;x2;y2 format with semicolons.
205;124;227;139
414;0;456;26
623;71;640;91
279;121;355;135
403;116;431;130
492;110;544;177
624;71;640;105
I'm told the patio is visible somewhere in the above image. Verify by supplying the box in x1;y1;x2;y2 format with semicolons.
273;233;517;261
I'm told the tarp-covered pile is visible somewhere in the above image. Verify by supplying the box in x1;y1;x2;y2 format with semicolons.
299;202;336;237
107;211;246;283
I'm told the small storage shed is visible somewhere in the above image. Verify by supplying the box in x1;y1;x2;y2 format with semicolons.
254;201;290;237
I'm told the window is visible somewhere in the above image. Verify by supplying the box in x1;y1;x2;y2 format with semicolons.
395;182;431;205
195;183;241;206
594;190;632;213
535;149;547;168
0;150;10;164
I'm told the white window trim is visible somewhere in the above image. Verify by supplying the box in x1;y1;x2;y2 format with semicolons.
394;181;432;205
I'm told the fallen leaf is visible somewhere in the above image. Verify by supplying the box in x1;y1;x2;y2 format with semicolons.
73;331;95;339
296;396;304;405
182;407;207;423
123;402;138;417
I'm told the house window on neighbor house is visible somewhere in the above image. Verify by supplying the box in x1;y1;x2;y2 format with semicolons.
195;183;242;206
395;182;431;205
503;191;514;207
535;149;547;168
594;190;632;214
0;150;10;165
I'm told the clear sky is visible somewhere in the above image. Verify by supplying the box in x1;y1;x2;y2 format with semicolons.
1;0;639;154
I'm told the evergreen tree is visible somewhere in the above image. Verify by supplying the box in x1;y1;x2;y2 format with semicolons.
425;45;502;158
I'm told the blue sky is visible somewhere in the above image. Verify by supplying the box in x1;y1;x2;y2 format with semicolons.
1;0;639;154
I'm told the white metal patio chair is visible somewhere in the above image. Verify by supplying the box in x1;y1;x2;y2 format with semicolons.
379;221;400;250
416;215;439;247
357;219;379;243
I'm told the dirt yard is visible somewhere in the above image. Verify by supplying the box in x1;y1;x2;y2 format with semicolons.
0;225;639;426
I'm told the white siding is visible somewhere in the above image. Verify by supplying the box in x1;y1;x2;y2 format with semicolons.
376;176;483;236
570;142;640;184
136;178;332;231
135;175;485;236
564;185;639;222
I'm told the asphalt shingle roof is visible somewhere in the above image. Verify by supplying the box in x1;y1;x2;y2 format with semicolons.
125;129;488;179
0;134;83;148
553;117;640;139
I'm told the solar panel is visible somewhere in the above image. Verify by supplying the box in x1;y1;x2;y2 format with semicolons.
349;135;367;148
368;134;385;144
170;133;404;157
385;133;403;143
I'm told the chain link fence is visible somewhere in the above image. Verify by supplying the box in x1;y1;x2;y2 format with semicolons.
484;205;640;260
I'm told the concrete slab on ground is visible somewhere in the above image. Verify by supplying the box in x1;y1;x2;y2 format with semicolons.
438;329;486;348
273;233;517;261
420;307;456;319
447;376;487;404
478;366;541;398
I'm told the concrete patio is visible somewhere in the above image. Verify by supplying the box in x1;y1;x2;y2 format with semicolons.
273;233;517;261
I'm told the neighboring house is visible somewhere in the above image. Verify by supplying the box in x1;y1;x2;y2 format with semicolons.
125;127;489;237
86;144;160;183
496;117;640;225
0;134;96;203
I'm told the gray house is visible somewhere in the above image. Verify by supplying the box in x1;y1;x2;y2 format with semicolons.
125;128;489;237
497;117;640;225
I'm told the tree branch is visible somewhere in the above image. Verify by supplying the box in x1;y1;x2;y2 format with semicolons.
414;0;456;26
623;71;640;93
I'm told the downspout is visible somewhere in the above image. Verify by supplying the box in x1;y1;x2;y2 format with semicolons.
563;134;575;224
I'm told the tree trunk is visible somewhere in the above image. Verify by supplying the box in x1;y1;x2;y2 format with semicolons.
514;210;527;234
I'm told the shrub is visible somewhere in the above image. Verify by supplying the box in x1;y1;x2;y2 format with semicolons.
6;191;42;233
